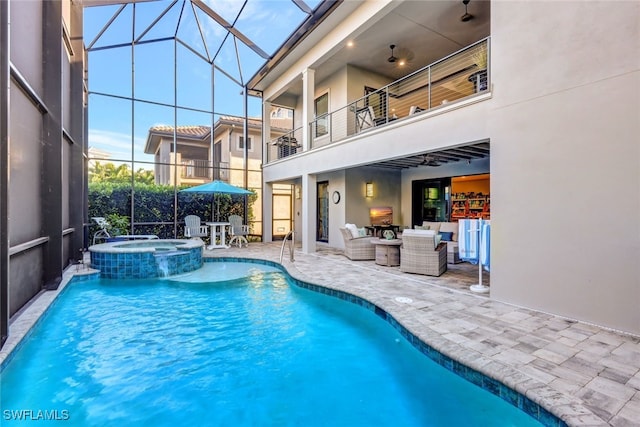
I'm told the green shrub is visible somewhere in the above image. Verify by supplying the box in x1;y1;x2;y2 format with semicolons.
88;182;257;241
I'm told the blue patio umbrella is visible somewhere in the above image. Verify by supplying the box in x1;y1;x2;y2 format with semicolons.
180;180;252;222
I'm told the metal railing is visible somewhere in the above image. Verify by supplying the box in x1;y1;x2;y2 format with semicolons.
265;127;304;163
180;159;210;179
264;38;490;163
279;230;295;263
309;38;489;148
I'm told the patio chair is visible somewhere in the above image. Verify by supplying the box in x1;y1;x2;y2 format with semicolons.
228;214;250;248
409;105;424;115
339;227;376;260
355;106;376;132
92;217;111;245
184;215;208;240
400;229;447;276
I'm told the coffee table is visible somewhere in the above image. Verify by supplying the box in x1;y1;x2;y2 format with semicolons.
371;239;402;266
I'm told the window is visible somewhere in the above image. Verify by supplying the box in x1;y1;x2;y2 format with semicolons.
239;136;252;150
314;92;328;137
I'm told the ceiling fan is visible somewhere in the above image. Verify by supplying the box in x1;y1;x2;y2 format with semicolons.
420;154;441;167
461;0;474;22
387;44;414;67
387;44;398;63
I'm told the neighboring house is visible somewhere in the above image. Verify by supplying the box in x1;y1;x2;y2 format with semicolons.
144;117;290;236
143;117;270;186
248;1;640;336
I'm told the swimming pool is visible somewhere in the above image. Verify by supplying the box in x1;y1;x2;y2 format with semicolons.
0;261;551;426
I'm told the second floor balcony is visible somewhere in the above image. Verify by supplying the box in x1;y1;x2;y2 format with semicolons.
266;38;490;164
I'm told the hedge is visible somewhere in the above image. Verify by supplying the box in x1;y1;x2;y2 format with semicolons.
88;182;257;240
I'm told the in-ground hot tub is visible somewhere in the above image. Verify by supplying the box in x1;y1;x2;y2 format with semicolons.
89;239;204;279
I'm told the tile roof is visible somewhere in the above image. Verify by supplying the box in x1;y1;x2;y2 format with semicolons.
148;125;211;139
145;118;291;154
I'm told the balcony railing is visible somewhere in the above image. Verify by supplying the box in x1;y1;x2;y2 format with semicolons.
265;127;304;163
180;159;211;179
265;38;490;163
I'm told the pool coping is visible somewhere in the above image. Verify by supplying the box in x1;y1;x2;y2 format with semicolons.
1;255;604;426
88;238;203;253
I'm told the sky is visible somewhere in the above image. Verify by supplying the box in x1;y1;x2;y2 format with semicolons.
84;0;320;165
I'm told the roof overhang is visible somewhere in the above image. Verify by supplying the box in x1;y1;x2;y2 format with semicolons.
246;0;344;91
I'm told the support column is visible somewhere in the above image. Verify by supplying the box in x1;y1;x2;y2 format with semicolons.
301;173;316;254
301;68;315;151
0;0;9;348
262;100;271;163
262;182;273;242
242;87;249;224
42;1;63;286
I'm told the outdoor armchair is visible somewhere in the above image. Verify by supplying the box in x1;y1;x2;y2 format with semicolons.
339;227;376;261
400;229;447;276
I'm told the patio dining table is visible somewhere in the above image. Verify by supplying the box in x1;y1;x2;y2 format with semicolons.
205;222;230;249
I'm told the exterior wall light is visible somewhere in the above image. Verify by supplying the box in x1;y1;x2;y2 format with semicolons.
365;182;374;198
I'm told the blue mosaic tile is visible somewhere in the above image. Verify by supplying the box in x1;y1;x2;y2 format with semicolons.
523;396;540;420
482;376;501;396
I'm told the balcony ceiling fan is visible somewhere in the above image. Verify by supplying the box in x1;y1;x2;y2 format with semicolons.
387;44;414;67
461;0;474;22
420;154;441;167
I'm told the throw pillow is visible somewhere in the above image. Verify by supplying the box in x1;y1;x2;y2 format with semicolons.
439;231;453;241
422;221;441;233
345;223;359;239
357;227;367;237
414;225;427;230
438;222;458;241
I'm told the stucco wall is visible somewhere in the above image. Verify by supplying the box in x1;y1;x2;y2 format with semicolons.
345;167;401;228
489;1;640;333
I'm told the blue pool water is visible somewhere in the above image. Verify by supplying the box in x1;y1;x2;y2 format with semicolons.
1;262;544;426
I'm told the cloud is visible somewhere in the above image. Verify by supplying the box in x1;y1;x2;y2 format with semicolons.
88;129;153;163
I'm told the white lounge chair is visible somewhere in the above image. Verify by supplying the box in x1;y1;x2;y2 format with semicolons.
92;217;111;245
184;215;208;240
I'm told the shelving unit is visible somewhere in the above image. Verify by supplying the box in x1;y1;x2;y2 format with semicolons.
450;193;490;220
451;198;468;220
